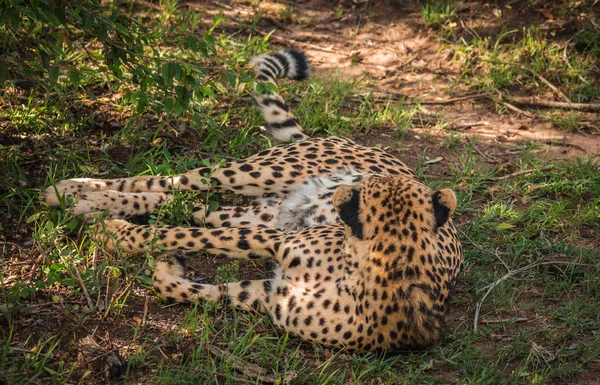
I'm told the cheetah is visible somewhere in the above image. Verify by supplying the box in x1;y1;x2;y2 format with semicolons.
42;49;463;353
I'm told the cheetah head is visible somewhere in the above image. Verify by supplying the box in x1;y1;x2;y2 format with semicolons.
332;175;457;241
333;175;460;349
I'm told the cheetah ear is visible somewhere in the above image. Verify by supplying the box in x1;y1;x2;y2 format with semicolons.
432;188;457;228
333;185;364;239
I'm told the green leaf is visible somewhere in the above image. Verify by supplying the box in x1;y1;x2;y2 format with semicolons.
26;212;43;224
171;63;182;82
0;60;7;84
136;275;154;286
225;70;237;88
185;35;197;51
164;97;174;114
175;85;185;100
48;65;59;84
208;200;220;212
67;68;80;87
162;63;171;87
68;218;80;231
42;9;60;27
136;93;147;114
200;85;215;98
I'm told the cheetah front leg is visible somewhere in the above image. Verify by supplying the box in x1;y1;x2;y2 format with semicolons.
42;137;353;211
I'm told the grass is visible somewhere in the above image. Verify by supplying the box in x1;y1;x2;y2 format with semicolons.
1;0;600;384
420;0;600;133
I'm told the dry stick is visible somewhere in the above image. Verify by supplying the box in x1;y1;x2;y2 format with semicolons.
9;347;55;359
474;261;541;331
535;74;571;103
488;166;553;181
474;260;595;331
209;346;297;384
349;92;487;105
507;96;600;111
543;140;586;152
481;317;529;324
459;231;511;273
74;266;94;309
488;94;535;118
255;29;340;54
141;297;149;328
401;52;421;68
420;93;489;105
450;120;490;130
563;34;590;85
265;17;289;32
474;146;499;164
356;0;371;33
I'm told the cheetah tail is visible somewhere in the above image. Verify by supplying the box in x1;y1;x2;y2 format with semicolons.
249;49;312;143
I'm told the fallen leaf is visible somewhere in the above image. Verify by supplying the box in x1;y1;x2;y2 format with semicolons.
539;9;554;20
495;223;515;230
424;156;444;165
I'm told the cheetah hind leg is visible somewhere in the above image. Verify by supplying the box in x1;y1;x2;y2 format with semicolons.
192;197;281;228
153;256;274;312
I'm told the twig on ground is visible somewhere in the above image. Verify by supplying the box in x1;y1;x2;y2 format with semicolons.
543;140;586;152
488;166;552;181
481;317;529;324
563;34;590;85
210;345;297;384
579;121;600;133
459;231;510;272
74;266;94;309
474;146;499;163
535;74;571;103
488;95;535;118
256;30;340;54
506;96;600;111
474;261;540;331
356;0;371;33
265;17;290;31
9;347;55;359
418;93;489;105
211;1;233;10
450;120;490;130
103;274;116;320
91;246;98;270
142;297;149;328
397;52;420;69
474;260;595;330
348;92;487;106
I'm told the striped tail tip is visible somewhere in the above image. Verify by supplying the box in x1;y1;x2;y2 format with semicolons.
250;48;312;81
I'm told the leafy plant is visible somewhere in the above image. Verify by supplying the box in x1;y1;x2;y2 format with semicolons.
0;0;219;115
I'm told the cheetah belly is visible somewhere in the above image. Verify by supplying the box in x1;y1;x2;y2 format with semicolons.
276;168;367;231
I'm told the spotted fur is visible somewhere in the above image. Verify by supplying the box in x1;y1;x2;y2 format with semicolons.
42;49;463;353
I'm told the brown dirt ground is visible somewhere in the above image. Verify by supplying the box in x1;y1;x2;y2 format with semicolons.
1;0;599;384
